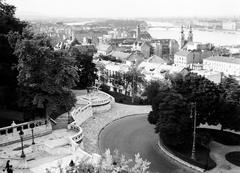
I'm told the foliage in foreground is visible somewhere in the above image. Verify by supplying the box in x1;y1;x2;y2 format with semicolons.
46;149;151;173
146;72;240;148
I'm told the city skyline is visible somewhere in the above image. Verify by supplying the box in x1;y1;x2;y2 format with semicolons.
6;0;240;19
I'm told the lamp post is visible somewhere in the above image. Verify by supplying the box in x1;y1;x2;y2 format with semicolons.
30;123;35;145
191;102;197;161
68;160;75;173
19;129;26;158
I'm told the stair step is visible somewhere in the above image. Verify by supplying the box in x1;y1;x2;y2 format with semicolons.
27;154;70;168
0;168;33;173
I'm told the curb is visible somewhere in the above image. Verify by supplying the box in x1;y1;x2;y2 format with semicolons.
157;140;205;172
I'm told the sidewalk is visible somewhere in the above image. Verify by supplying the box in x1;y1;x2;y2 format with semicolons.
206;141;240;173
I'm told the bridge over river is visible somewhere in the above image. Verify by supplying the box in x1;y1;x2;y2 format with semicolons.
146;21;187;30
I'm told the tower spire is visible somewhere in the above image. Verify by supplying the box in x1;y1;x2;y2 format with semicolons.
188;22;193;42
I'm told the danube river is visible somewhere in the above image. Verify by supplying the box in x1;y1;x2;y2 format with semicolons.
147;21;240;46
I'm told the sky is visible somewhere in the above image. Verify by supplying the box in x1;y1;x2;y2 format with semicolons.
6;0;240;18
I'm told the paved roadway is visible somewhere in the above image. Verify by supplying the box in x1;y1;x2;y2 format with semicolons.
99;114;197;173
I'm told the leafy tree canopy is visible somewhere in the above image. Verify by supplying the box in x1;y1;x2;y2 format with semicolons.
70;47;97;88
0;0;27;109
9;29;79;119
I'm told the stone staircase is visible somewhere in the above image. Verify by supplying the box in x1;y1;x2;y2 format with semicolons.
52;113;72;130
52;104;84;130
0;168;33;173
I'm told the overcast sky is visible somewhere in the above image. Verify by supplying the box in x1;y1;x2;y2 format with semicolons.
7;0;240;18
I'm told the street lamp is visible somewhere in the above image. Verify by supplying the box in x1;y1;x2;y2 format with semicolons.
19;129;26;158
30;123;35;145
190;102;197;161
68;160;75;173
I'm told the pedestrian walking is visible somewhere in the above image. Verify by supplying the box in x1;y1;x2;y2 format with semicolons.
3;160;13;173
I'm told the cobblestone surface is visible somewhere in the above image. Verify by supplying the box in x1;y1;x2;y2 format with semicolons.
81;102;152;154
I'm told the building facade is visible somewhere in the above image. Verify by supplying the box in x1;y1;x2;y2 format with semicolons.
203;56;240;76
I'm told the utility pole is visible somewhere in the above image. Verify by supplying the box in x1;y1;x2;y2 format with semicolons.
191;102;197;161
131;74;134;103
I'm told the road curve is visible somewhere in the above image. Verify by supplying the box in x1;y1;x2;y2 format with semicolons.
99;114;197;173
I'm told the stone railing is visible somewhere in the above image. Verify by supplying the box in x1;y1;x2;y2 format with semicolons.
67;122;84;150
0;119;52;146
96;91;115;103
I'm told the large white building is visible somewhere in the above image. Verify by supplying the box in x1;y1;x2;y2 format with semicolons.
203;56;240;76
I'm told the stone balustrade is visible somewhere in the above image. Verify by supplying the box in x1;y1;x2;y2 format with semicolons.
68;122;84;150
0;119;52;146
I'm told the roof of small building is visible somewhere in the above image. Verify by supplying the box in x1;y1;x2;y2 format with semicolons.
175;50;192;56
97;44;112;52
147;55;167;64
204;56;240;64
110;51;131;61
74;44;97;53
114;47;127;52
138;31;152;40
126;51;145;62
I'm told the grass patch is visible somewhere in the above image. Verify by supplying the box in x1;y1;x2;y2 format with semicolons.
166;143;216;170
225;152;240;167
163;128;240;171
13;144;31;151
197;128;240;145
107;91;150;105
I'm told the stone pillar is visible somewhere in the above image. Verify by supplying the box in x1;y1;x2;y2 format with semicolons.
11;121;17;136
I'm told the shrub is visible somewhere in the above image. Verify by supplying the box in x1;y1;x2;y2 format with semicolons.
119;97;124;103
100;84;110;93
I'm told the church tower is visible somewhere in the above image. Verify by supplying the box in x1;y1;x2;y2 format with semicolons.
179;25;185;49
136;24;140;38
187;24;193;42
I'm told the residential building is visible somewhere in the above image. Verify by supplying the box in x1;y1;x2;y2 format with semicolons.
138;62;188;81
193;19;222;29
174;50;213;67
71;29;108;44
150;42;163;57
222;21;240;30
132;41;151;59
203;56;240;76
187;42;213;51
126;51;145;66
96;44;113;55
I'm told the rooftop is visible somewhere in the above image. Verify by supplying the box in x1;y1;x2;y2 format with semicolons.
205;56;240;64
175;50;192;56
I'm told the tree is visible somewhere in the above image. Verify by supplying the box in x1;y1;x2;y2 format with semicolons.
170;72;222;126
144;80;165;104
0;0;27;109
10;30;79;120
46;149;150;173
95;60;108;88
154;92;193;147
147;81;170;124
214;76;240;131
118;66;145;103
70;47;97;88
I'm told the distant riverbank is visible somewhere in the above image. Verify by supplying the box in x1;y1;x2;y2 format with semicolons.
147;21;240;46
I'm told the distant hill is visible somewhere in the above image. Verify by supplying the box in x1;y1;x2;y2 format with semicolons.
15;11;51;20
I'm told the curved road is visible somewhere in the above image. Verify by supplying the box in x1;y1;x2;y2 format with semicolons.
99;114;197;173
